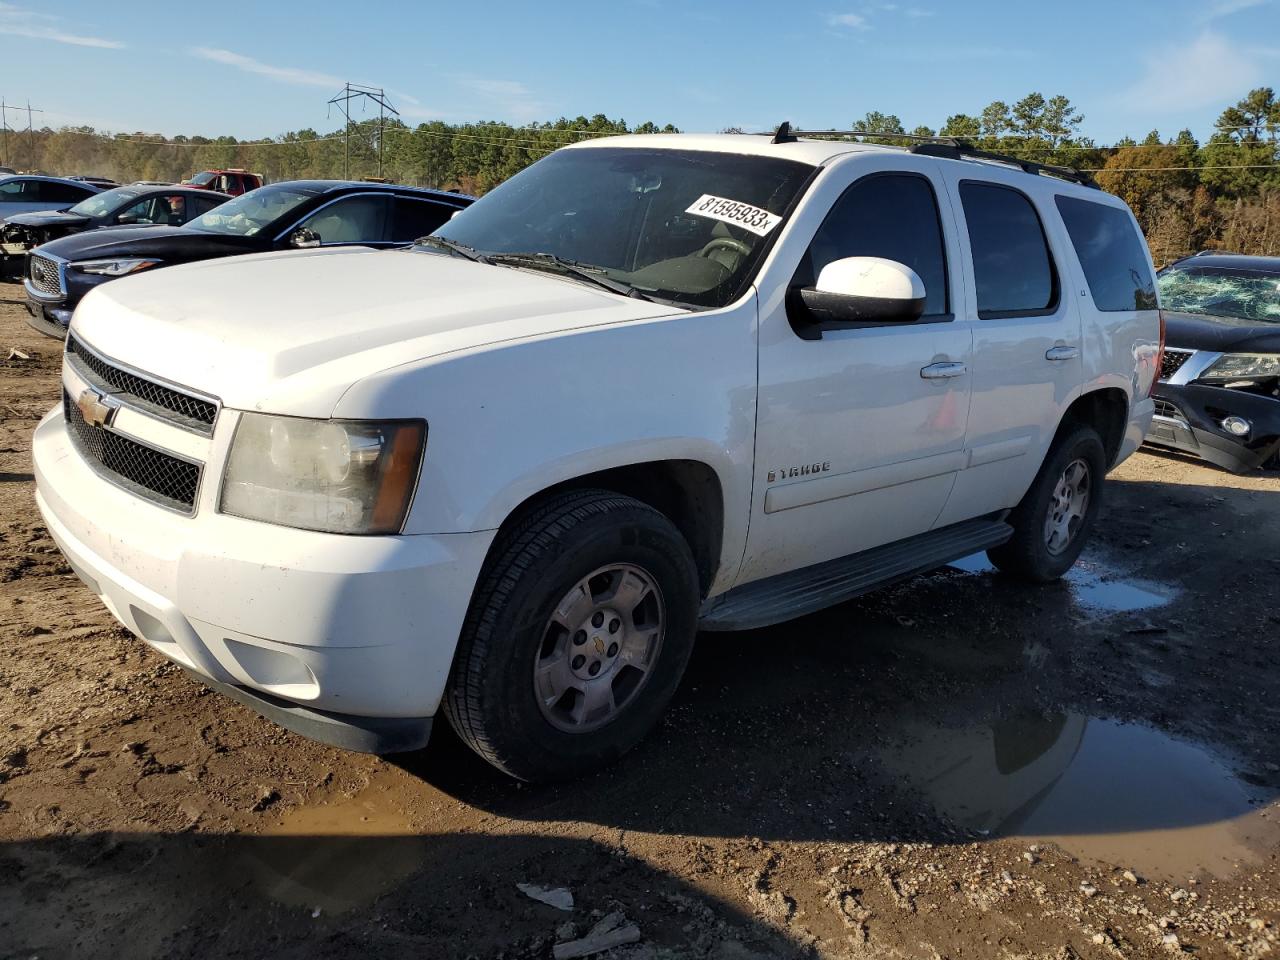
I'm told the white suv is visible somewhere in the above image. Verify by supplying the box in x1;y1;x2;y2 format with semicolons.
34;131;1162;781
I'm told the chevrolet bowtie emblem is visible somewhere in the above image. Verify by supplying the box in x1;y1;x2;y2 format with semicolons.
76;387;116;429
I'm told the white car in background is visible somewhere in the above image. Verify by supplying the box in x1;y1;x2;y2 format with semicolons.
34;129;1160;781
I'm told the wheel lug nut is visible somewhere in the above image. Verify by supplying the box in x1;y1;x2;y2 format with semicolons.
588;661;601;676
591;612;604;628
572;655;585;669
608;618;620;634
607;642;619;657
573;631;586;646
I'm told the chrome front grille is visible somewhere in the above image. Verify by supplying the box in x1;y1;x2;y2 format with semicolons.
63;389;202;513
28;254;63;297
1159;348;1193;381
66;334;218;435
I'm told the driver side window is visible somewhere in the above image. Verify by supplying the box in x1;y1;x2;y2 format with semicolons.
294;195;390;244
799;173;950;318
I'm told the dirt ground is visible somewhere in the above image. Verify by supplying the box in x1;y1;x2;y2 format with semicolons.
2;293;1279;960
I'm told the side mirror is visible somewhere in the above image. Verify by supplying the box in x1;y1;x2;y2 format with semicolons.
115;214;140;225
799;256;926;325
288;228;321;249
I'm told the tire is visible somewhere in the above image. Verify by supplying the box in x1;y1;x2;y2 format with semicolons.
443;489;700;782
987;423;1107;583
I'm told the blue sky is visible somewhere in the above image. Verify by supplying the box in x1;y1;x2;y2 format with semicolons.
1;0;1277;145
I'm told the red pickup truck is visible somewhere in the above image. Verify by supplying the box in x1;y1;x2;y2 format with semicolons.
184;169;262;195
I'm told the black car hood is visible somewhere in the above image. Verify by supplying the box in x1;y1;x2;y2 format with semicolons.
36;225;261;262
5;210;91;229
1164;311;1280;355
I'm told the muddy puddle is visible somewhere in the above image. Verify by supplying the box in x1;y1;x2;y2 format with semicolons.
241;770;430;914
882;713;1280;880
949;552;1177;615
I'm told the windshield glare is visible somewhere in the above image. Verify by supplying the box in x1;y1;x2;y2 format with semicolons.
185;185;317;237
189;172;216;186
431;147;813;308
1159;265;1280;323
68;187;141;218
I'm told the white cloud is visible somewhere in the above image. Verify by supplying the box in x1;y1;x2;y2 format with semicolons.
190;47;342;89
1197;0;1270;22
0;2;124;48
1117;31;1268;112
827;12;870;29
452;76;549;123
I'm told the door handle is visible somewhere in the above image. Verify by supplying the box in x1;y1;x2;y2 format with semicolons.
920;362;968;379
1045;345;1080;361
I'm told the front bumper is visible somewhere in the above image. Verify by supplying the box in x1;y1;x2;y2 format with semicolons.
1147;381;1280;473
33;405;495;752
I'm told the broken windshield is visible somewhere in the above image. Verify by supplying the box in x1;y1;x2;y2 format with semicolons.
1159;265;1280;323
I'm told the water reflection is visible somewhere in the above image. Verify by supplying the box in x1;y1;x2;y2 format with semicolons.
882;713;1279;879
949;553;1176;615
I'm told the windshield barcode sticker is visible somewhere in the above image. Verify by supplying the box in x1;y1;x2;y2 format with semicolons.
685;194;782;237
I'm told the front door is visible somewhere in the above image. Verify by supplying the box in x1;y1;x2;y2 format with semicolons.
739;154;972;585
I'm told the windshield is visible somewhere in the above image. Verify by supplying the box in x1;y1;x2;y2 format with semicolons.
1159;265;1280;323
430;147;813;308
68;186;141;218
189;171;216;186
185;185;318;237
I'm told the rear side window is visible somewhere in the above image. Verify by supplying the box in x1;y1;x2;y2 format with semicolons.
391;198;457;242
1055;196;1157;311
804;173;949;317
960;182;1057;318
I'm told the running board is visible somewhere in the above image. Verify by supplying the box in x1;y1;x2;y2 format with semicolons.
699;516;1013;632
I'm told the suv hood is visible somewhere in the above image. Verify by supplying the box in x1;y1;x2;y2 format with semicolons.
37;224;256;261
72;246;683;416
5;209;90;229
1164;310;1280;355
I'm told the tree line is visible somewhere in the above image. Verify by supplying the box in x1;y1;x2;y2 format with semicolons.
5;88;1278;263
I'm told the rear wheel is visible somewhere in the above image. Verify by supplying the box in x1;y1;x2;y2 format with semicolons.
988;423;1106;582
444;489;699;782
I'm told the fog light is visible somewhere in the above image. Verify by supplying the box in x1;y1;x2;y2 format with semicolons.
1222;416;1251;437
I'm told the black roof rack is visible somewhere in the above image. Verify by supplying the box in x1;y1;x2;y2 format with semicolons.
764;123;1098;189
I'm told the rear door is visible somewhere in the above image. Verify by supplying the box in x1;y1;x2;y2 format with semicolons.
740;155;972;584
932;170;1082;526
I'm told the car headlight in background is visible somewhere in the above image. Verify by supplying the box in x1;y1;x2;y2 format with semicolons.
220;414;426;535
73;258;162;277
1199;353;1280;382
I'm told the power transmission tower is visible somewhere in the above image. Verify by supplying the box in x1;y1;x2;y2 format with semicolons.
326;83;399;179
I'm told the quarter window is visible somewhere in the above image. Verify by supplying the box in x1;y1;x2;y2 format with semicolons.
1055;196;1157;311
960;182;1058;318
803;173;950;317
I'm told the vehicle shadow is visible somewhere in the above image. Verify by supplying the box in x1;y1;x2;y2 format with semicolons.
0;829;799;959
396;473;1280;852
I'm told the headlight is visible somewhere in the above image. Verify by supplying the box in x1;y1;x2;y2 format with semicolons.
73;258;161;277
1199;353;1280;381
220;414;426;535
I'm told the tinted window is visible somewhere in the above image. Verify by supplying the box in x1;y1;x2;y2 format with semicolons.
296;195;390;243
1056;196;1156;311
40;181;95;203
960;182;1057;317
392;198;456;242
803;173;949;317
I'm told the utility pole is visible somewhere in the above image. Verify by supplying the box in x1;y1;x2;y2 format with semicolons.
326;83;398;179
26;100;43;171
0;98;9;167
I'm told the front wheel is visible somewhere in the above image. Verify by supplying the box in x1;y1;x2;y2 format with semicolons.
987;423;1106;582
443;489;699;782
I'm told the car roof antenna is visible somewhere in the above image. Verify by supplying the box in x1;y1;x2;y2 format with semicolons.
772;121;797;144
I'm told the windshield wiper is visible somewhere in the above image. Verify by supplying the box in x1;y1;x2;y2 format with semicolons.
487;251;653;301
415;235;491;263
